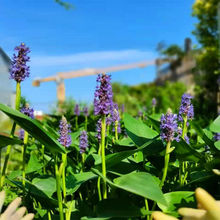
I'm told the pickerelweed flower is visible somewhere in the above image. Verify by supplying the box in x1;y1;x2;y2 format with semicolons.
160;111;180;142
121;104;125;113
74;104;80;116
106;116;112;126
10;43;30;83
94;74;113;116
214;133;220;141
137;111;143;119
178;93;194;122
20;105;34;119
112;103;121;133
58;116;72;147
96;119;102;142
83;106;89;117
79;130;88;154
112;103;120;122
19;129;24;140
152;98;157;107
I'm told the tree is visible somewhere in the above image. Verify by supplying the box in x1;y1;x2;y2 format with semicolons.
112;81;186;116
54;0;73;10
192;0;220;121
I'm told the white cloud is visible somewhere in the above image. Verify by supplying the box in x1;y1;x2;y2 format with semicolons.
31;49;156;67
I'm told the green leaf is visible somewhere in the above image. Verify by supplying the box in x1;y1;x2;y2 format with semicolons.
210;116;220;133
191;122;217;153
173;139;204;162
188;171;215;185
113;172;167;206
124;113;158;146
8;179;58;209
7;170;22;180
158;191;195;212
95;137;158;169
116;137;134;147
32;176;56;197
81;217;110;220
215;141;220;150
147;114;161;133
26;152;44;174
96;198;146;218
66;172;97;195
0;133;22;148
0;103;65;154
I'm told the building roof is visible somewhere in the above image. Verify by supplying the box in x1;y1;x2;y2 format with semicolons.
0;47;11;66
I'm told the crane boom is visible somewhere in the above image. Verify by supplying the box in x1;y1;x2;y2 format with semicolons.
32;59;155;103
33;60;155;85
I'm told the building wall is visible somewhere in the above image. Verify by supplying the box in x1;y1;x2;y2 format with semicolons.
0;49;12;106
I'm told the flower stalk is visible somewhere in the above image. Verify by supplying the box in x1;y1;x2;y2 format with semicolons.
159;141;171;188
55;155;64;220
101;116;107;199
22;131;29;191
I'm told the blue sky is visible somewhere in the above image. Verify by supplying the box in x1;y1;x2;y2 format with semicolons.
0;0;196;112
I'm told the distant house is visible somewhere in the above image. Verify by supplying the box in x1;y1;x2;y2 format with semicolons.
155;38;196;93
0;47;13;107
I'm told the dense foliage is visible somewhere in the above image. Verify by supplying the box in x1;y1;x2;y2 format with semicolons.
112;81;186;115
0;70;219;219
192;0;220;121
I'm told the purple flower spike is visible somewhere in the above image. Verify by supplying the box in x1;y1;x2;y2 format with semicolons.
112;103;121;133
160;111;180;143
178;93;194;122
152;98;157;107
83;106;89;117
112;103;120;122
10;43;30;83
184;135;190;144
138;111;143;118
79;130;88;154
121;104;125;113
94;74;113;116
214;133;220;141
74;104;80;116
106;116;112;126
58;116;72;147
96;119;102;142
19;128;24;140
20;105;34;119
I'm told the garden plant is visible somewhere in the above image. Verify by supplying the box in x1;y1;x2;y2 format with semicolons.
0;43;219;220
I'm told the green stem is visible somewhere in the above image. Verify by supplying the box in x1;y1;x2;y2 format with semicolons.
66;199;74;220
85;116;88;131
81;153;85;173
101;115;107;199
15;82;21;110
145;199;150;220
182;116;187;139
0;149;1;176
22;131;28;192
152;107;155;115
97;142;102;200
180;116;188;186
151;141;171;216
115;121;118;141
61;153;67;203
41;145;46;174
55;156;64;220
159;141;171;188
97;177;102;201
48;211;52;220
75;116;78;130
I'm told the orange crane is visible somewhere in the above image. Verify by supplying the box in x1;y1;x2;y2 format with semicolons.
32;60;155;103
